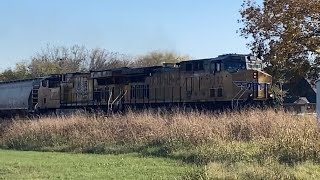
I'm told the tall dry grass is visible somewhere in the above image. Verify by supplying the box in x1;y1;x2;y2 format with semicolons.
0;109;319;165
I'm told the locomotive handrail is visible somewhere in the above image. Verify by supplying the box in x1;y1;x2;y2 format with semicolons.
107;90;113;112
231;86;249;109
236;86;249;108
34;103;38;111
232;88;244;108
107;90;127;113
111;90;127;105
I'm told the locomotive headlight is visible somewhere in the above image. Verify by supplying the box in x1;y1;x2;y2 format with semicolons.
269;94;274;98
253;72;258;79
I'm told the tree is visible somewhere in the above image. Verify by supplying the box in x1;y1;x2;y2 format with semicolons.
14;62;32;79
0;69;19;81
29;45;88;76
0;45;189;81
133;51;189;67
0;62;32;81
239;0;320;81
89;48;132;71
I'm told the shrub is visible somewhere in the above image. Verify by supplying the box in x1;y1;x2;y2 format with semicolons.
0;109;319;165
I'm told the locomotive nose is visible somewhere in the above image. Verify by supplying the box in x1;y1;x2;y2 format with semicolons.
254;70;272;99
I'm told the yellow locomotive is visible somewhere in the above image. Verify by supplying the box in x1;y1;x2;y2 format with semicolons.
0;54;273;116
121;54;272;109
58;54;272;111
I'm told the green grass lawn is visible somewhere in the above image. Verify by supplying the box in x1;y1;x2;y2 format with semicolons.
0;150;195;180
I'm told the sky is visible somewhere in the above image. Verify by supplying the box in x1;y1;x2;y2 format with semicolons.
0;0;259;70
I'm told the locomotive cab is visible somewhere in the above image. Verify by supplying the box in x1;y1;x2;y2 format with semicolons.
211;54;272;107
36;75;62;111
227;55;271;99
217;54;263;72
244;55;272;100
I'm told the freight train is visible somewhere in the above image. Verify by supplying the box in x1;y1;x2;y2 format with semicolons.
0;54;273;116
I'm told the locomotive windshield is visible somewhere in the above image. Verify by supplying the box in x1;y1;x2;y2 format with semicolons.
245;55;263;70
224;61;246;72
247;63;262;70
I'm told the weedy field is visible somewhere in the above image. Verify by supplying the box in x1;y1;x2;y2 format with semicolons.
1;109;320;179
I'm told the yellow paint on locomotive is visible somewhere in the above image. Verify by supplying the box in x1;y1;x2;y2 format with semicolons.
257;70;272;99
37;85;60;109
230;69;272;101
60;73;93;105
55;54;273;109
125;67;272;105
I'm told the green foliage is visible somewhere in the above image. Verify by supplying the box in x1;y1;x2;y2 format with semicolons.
133;50;189;67
270;84;287;105
0;150;194;180
0;62;32;81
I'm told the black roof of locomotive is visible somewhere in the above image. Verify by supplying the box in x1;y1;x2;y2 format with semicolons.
178;54;249;65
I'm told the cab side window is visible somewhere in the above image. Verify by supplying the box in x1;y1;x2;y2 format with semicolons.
216;63;221;72
186;63;193;71
210;62;216;73
42;80;47;87
210;61;222;73
193;61;204;71
199;61;204;70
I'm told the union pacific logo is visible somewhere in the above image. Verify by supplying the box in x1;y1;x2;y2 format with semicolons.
233;81;270;90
